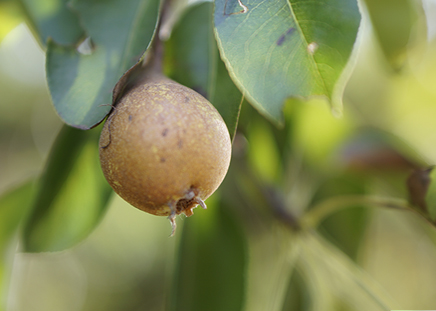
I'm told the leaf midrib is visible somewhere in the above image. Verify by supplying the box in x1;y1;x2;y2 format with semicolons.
286;0;328;95
119;0;157;76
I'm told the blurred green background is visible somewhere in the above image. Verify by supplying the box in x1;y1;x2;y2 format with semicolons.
2;0;436;310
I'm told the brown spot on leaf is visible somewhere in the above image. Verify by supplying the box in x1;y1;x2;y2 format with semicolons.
162;128;168;136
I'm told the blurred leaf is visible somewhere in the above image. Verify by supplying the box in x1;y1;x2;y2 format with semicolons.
170;196;247;311
281;269;309;311
247;119;282;183
243;229;299;311
23;125;112;252
46;0;160;129
224;158;301;311
17;0;83;46
291;99;352;169
363;0;420;70
298;233;396;310
313;173;369;260
409;166;436;223
338;128;425;172
0;180;35;255
214;0;361;125
167;2;242;139
407;168;431;217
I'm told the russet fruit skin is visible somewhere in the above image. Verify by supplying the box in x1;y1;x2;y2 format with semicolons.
99;73;231;222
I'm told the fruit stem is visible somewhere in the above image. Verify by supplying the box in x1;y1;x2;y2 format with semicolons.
144;0;171;75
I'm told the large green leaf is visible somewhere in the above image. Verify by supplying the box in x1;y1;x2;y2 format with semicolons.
170;196;247;311
17;0;83;46
167;2;242;139
214;0;361;125
0;181;35;256
23;125;112;252
46;0;160;129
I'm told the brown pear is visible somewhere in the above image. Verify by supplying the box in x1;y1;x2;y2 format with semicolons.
99;72;231;233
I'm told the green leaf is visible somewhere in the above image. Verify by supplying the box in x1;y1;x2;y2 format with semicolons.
17;0;83;46
363;0;420;70
0;180;35;255
167;2;242;139
46;0;160;129
23;125;112;252
170;196;247;311
247;119;282;183
214;0;361;125
212;57;243;140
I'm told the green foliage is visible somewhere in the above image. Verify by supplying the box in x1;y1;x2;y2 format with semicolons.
46;0;161;129
214;0;361;124
17;0;83;46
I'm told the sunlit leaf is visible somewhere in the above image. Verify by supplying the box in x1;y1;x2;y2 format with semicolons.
23;125;112;252
17;0;83;46
46;0;160;129
167;2;242;139
0;180;35;255
170;196;246;311
214;0;361;125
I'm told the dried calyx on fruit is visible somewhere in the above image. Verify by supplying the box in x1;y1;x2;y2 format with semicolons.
98;36;232;235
